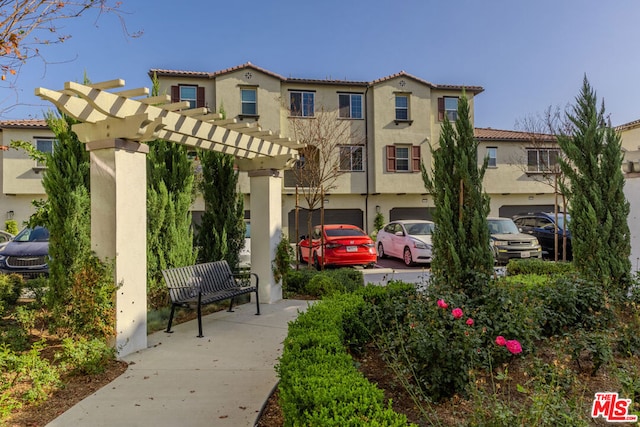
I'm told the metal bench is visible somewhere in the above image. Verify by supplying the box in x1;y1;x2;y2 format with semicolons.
162;260;260;337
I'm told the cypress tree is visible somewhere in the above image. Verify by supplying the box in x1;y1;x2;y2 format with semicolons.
196;149;245;269
40;112;91;309
146;74;197;309
421;92;493;298
557;76;631;294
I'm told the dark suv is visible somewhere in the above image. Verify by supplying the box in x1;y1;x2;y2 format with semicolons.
512;212;572;261
0;226;50;278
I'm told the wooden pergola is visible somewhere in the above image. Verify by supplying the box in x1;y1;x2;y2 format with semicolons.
36;79;303;356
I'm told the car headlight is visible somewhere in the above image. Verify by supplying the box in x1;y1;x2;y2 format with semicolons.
492;240;507;247
411;239;430;250
0;254;5;262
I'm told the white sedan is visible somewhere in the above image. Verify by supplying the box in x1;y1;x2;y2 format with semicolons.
375;220;434;266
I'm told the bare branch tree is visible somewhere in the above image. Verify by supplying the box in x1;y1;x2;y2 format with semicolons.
0;1;142;113
514;105;572;261
287;105;364;265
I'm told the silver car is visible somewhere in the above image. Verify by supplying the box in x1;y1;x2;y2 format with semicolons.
376;220;434;266
488;217;542;265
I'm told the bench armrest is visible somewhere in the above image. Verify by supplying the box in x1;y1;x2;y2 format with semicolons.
231;272;259;290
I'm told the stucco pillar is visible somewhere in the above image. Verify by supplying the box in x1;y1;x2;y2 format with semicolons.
87;139;148;357
248;169;283;303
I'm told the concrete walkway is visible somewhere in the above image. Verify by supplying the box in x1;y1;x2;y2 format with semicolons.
47;299;311;427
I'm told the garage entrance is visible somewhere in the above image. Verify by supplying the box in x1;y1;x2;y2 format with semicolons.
389;207;435;221
499;204;555;219
288;208;363;241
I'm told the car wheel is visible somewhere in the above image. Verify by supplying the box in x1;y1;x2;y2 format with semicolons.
403;247;414;267
298;247;307;264
365;262;376;269
377;243;386;259
313;252;322;271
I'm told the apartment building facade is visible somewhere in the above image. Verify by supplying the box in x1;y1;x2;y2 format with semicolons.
149;63;560;241
1;63;565;236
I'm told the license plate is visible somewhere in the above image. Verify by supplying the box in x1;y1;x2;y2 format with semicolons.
520;251;530;258
346;246;358;252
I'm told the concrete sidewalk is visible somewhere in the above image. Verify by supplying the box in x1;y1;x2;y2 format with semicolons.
47;299;311;427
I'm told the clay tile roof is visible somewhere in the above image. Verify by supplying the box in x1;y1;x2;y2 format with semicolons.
148;69;214;79
285;77;368;86
615;119;640;131
149;62;286;81
371;70;484;94
0;119;49;129
474;127;556;142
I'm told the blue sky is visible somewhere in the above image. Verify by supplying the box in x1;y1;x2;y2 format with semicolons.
3;0;640;130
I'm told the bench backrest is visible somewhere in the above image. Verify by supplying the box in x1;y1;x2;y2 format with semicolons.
162;261;236;303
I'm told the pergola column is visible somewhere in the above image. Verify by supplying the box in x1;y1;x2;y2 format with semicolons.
248;169;283;303
87;139;149;357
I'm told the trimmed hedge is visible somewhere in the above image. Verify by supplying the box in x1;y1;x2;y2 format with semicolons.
276;292;413;426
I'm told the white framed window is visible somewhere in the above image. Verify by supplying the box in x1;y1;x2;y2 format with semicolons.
290;91;315;117
444;97;458;121
339;146;364;171
527;148;560;172
487;147;497;167
386;145;420;173
35;137;54;168
241;88;257;115
395;95;409;121
338;93;363;119
179;85;197;108
395;146;410;171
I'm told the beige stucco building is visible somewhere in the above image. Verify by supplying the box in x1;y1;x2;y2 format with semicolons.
0;120;53;228
147;63;564;241
3;63;629;247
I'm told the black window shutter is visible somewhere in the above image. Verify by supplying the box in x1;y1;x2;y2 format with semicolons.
438;97;445;121
197;87;205;108
171;86;179;103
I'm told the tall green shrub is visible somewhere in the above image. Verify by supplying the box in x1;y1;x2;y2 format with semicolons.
40;113;91;310
146;141;197;308
557;77;631;295
196;150;245;269
421;92;493;298
146;73;198;309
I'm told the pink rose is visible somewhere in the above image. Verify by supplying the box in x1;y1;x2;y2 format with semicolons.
452;308;463;319
495;336;506;346
437;299;448;309
506;340;522;355
466;318;474;326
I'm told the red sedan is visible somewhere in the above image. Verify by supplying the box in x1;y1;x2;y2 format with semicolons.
298;224;377;270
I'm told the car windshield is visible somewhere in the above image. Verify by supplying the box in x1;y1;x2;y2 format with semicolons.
325;228;366;237
488;219;519;235
556;214;570;229
405;222;434;235
14;227;49;242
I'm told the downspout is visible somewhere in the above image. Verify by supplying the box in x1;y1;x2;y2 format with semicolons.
364;85;371;234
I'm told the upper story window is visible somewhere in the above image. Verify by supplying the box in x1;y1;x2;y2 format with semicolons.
171;84;205;108
338;93;363;119
241;87;257;115
527;148;560;173
438;96;459;121
395;94;409;121
180;86;197;108
35;137;55;168
339;146;364;171
386;145;420;173
487;147;497;167
290;91;315;117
